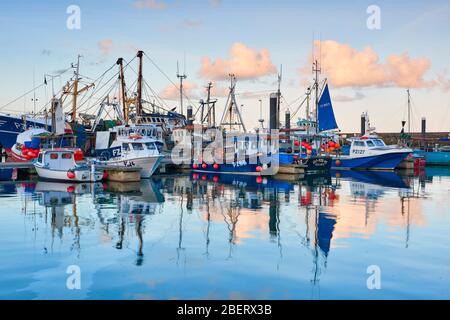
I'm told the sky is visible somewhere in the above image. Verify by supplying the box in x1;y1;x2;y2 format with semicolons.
0;0;449;132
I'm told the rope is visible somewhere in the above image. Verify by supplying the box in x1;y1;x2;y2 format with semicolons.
0;83;46;111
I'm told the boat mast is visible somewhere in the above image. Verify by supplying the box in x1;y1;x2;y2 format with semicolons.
258;99;264;129
206;82;215;127
71;54;81;123
200;82;217;127
32;68;37;115
306;86;311;134
277;65;282;128
407;89;411;134
117;58;128;124
312;59;321;134
219;74;246;132
136;50;144;116
177;61;187;116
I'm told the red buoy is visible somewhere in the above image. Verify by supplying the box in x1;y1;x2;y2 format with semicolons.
67;171;76;179
213;163;219;170
201;163;207;169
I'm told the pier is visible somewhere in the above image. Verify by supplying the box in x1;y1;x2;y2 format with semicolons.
342;132;450;146
0;162;34;169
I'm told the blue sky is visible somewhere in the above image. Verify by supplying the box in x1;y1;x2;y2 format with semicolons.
0;0;449;132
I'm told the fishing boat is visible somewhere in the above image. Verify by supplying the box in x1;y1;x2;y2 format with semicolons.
190;76;273;176
332;135;412;170
279;81;336;173
191;132;272;176
279;133;333;173
94;129;164;178
34;148;104;182
332;113;412;170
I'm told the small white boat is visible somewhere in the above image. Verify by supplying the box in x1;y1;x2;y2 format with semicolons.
34;148;104;182
95;129;164;178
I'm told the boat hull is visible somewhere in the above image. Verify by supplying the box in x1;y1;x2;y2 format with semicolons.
279;152;331;173
8;149;29;162
103;155;163;178
332;151;411;170
414;150;450;166
300;156;332;173
8;144;34;162
192;162;262;176
35;166;103;182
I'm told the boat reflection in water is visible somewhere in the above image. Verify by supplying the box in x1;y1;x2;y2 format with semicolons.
3;167;449;299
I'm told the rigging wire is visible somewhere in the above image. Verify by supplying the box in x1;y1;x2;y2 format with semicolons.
143;52;196;107
77;59;132;113
1;83;45;111
77;60;133;115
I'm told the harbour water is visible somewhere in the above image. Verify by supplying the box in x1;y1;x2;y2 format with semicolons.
0;168;449;300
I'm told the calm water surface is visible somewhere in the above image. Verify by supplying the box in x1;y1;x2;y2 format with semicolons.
0;168;449;299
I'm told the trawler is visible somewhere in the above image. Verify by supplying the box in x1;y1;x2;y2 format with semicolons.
278;61;333;173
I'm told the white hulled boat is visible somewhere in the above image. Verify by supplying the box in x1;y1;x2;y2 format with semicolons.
34;148;104;182
94;128;163;178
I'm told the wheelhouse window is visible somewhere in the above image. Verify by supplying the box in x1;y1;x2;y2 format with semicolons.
366;140;375;147
373;139;385;146
122;143;130;151
354;141;366;147
37;154;43;163
145;142;156;150
132;143;144;150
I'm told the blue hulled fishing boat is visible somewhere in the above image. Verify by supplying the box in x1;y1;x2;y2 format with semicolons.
332;114;412;170
191;134;269;176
